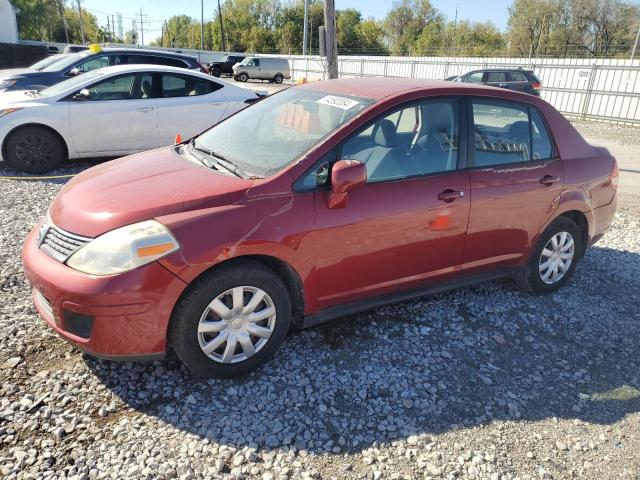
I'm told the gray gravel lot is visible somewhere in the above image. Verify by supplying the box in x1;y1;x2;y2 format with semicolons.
1;118;639;480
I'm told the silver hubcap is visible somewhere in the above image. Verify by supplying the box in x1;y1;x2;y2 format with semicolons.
539;231;575;284
197;286;276;364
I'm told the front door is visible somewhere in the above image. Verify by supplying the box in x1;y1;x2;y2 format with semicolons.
311;97;471;309
69;72;159;154
462;98;562;273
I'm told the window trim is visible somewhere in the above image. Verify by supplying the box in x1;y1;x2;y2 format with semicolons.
65;72;156;102
466;96;558;170
159;72;222;98
293;95;467;191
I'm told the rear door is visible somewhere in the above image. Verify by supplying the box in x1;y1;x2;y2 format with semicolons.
483;71;510;90
155;72;229;145
462;97;562;274
68;72;159;154
506;71;530;93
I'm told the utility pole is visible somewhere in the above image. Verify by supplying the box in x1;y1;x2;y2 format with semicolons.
302;0;308;55
107;16;111;42
111;14;116;42
136;8;148;46
76;0;86;44
632;23;640;61
217;0;226;51
323;0;338;78
200;0;204;50
163;20;169;47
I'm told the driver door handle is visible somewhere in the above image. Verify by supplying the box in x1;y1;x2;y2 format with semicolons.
136;107;154;113
438;189;465;202
539;175;559;186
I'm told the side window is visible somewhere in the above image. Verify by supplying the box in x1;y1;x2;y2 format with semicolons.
75;55;109;73
486;72;508;82
463;72;484;83
152;56;189;68
247;58;259;67
508;71;527;82
85;73;153;101
530;108;554;160
161;74;219;97
472;100;531;166
341;98;460;183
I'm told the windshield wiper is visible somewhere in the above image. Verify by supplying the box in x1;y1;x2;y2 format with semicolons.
188;139;249;179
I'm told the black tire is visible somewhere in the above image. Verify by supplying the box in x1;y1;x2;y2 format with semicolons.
238;72;248;82
515;216;583;294
274;73;284;84
211;66;222;77
168;261;291;378
5;126;65;174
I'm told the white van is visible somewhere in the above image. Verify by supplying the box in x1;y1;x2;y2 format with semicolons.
233;57;291;84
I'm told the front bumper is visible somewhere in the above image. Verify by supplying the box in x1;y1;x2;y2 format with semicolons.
22;223;188;359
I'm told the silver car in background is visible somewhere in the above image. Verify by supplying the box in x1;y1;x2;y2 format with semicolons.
233;57;291;84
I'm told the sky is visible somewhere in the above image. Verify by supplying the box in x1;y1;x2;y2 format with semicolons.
79;0;513;45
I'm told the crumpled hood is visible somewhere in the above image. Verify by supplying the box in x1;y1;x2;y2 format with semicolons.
50;147;254;237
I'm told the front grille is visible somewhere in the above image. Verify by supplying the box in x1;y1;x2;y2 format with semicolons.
39;224;91;263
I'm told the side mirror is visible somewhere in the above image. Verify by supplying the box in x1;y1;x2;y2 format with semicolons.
73;88;91;100
67;67;81;77
327;160;367;209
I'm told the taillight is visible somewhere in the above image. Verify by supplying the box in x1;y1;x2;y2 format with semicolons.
609;161;619;190
532;81;542;91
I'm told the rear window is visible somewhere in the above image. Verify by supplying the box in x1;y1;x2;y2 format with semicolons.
472;99;554;166
507;72;527;82
161;74;220;97
485;72;508;82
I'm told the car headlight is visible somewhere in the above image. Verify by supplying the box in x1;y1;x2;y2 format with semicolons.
0;79;17;89
0;107;22;117
66;220;179;276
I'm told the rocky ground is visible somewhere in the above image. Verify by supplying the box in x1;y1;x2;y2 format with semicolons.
0;120;639;480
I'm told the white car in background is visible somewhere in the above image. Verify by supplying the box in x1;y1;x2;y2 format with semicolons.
0;65;264;173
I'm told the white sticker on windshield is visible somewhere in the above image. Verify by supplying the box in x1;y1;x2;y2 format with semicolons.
316;95;360;110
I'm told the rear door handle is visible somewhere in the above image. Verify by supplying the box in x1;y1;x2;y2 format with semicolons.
438;189;465;202
539;175;559;186
136;107;154;113
498;83;508;87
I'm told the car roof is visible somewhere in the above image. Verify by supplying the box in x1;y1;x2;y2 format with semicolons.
81;64;210;79
299;77;539;102
76;48;197;60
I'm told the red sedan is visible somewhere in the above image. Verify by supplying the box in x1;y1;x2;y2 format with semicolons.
22;78;618;377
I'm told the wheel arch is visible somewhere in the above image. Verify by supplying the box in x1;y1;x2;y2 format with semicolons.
168;255;306;332
558;210;589;256
2;122;69;163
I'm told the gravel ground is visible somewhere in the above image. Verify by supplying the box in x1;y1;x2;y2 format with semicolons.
1;119;639;480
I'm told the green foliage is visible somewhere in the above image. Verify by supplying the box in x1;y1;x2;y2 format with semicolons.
10;0;638;58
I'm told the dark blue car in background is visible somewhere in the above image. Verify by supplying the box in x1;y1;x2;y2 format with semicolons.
0;48;207;92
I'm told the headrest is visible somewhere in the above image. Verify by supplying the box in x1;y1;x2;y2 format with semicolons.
373;119;397;147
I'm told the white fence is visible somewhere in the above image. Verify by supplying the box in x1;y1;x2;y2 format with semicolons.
24;41;640;125
267;54;640;126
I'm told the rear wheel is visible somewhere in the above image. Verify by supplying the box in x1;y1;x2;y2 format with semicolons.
237;72;248;82
274;73;284;84
169;262;291;378
516;216;582;294
211;66;222;77
5;126;65;174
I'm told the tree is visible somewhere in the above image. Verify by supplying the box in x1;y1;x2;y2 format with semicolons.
383;0;442;55
336;8;361;53
357;18;388;54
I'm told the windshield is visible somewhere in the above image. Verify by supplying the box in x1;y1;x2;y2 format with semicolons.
194;88;374;177
30;54;70;71
41;51;89;72
39;70;106;97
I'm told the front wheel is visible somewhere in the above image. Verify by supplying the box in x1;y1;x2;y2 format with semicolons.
168;262;291;378
237;72;248;82
516;216;582;294
5;126;65;174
